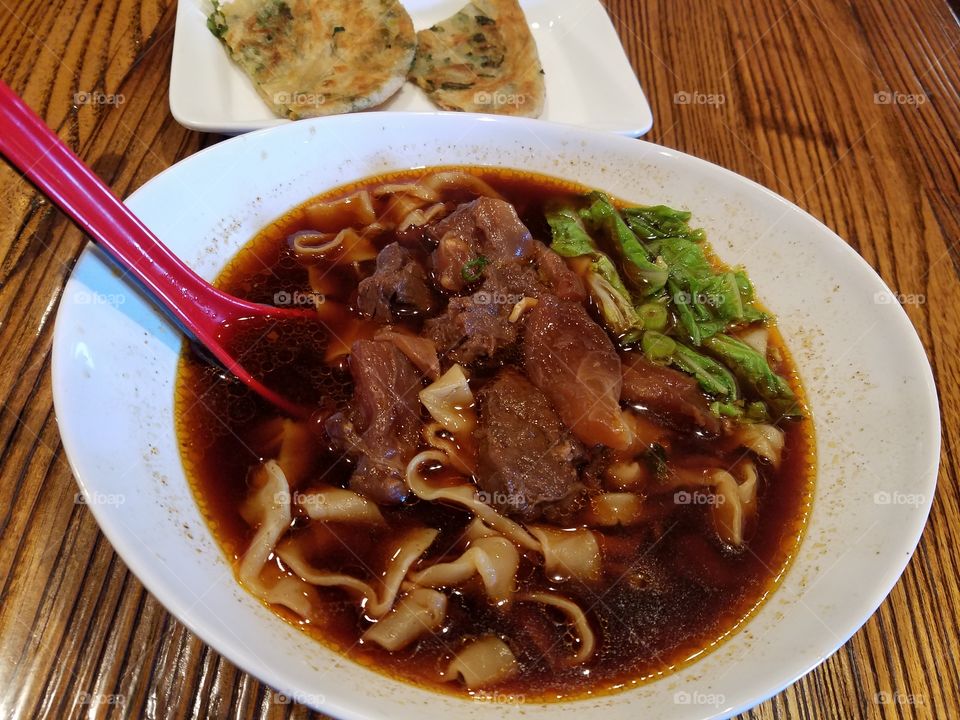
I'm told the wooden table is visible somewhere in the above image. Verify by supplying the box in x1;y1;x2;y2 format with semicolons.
0;1;956;718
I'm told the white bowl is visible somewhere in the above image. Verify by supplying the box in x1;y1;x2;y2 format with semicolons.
51;113;940;720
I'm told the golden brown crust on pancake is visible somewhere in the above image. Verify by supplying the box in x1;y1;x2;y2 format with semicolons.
408;0;545;117
210;0;417;118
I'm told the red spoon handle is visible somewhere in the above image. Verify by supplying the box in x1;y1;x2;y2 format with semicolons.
0;80;228;334
0;81;314;418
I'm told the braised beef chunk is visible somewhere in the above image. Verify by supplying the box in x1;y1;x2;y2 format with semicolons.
324;339;422;504
423;263;544;366
356;243;436;322
476;369;584;519
620;352;721;434
423;293;518;366
534;243;587;301
486;261;546;297
429;197;536;291
523;296;632;450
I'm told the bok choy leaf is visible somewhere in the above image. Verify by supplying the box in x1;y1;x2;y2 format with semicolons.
545;203;640;335
702;334;800;418
622;205;704;240
580;193;668;296
655;236;764;344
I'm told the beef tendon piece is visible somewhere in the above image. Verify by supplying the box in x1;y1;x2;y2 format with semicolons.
523;296;632;450
620;352;720;434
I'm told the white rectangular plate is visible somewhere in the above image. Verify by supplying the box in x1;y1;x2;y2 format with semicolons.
169;0;653;136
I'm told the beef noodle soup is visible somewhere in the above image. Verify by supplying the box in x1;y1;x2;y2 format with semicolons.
176;167;814;700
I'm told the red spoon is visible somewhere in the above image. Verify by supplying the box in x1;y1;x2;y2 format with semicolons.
0;80;315;418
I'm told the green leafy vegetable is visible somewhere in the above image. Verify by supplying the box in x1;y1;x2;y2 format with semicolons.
734;270;755;302
702;334;800;417
745;401;771;423
546;203;640;334
709;401;743;418
655;237;764;344
580;193;668;295
622;205;704;241
584;257;641;335
670;340;739;400
706;399;773;421
545;204;594;257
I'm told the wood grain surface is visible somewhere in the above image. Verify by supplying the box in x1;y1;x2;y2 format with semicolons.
0;0;957;718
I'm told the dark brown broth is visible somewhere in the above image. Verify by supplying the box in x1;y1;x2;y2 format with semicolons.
175;167;814;700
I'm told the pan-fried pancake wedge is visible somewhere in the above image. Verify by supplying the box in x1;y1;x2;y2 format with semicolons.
208;0;416;119
408;0;545;117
